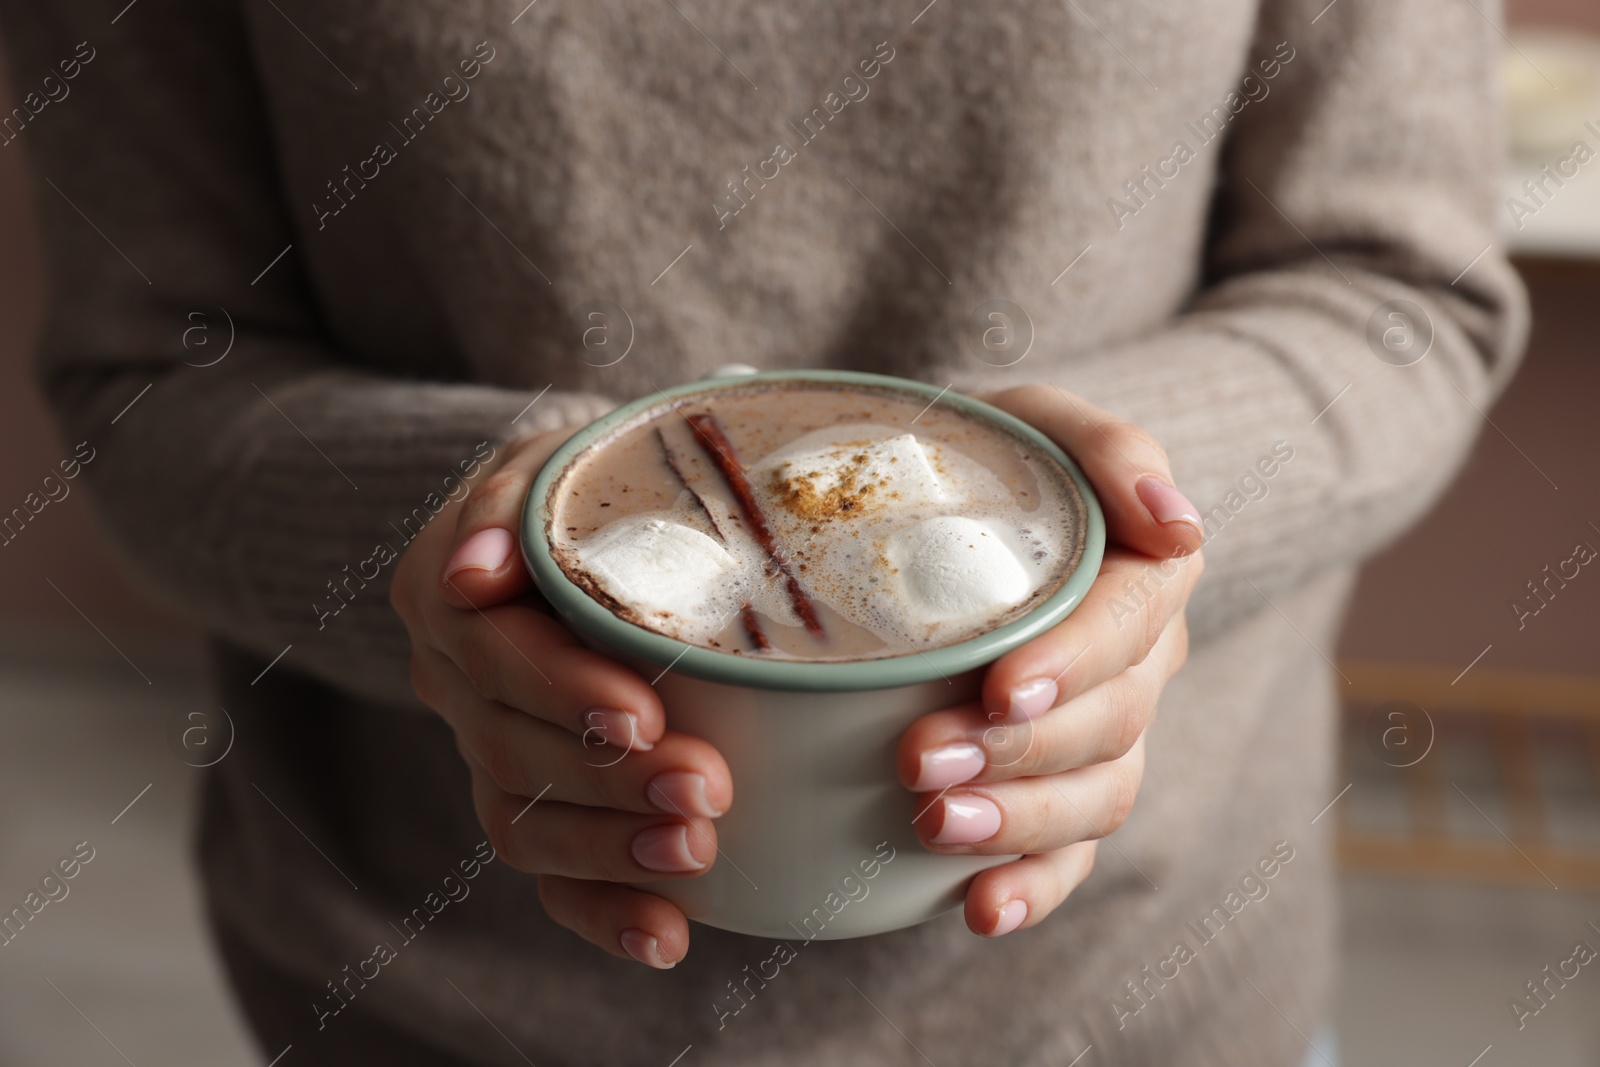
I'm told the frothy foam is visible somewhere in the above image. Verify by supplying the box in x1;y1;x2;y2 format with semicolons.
548;383;1085;662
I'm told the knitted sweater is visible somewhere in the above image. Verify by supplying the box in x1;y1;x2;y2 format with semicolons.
2;1;1524;1064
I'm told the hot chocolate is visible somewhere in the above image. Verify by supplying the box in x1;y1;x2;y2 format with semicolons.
545;380;1086;662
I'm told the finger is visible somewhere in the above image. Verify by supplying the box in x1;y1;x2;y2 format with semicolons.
441;680;731;816
963;841;1099;936
414;633;661;752
982;548;1202;721
900;618;1186;788
442;430;574;610
982;385;1203;560
416;603;667;748
472;763;719;881
913;737;1145;856
538;875;690;969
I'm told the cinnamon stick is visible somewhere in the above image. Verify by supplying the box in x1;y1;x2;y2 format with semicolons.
739;602;771;652
686;412;825;638
656;427;728;541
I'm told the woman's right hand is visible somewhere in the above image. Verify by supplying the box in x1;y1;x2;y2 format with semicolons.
389;428;732;970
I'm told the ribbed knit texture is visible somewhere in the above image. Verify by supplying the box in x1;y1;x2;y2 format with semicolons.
2;0;1525;1063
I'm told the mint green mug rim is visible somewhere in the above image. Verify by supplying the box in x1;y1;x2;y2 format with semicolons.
520;370;1106;693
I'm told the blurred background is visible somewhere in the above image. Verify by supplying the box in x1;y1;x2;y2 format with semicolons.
4;3;1600;1064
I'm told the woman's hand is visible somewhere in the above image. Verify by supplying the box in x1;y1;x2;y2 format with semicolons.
390;429;732;970
898;385;1205;938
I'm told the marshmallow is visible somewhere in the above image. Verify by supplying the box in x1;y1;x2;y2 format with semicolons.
884;516;1040;627
760;428;950;518
580;518;740;617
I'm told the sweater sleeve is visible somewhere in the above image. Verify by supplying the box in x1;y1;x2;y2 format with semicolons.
0;4;615;705
940;0;1529;641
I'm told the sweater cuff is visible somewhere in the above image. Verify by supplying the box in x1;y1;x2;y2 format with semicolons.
68;352;617;707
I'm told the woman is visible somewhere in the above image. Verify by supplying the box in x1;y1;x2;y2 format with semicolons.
2;1;1523;1064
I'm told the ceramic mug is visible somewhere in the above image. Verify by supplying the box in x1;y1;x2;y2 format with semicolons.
519;369;1105;939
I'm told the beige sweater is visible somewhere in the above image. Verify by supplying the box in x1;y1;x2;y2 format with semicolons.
3;1;1524;1064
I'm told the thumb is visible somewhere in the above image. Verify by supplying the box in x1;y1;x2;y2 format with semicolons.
980;385;1204;560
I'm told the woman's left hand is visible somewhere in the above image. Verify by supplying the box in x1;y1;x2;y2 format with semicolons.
898;384;1205;937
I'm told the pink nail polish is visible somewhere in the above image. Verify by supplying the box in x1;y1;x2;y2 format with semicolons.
648;772;722;817
912;742;985;792
632;823;706;872
1136;476;1202;532
620;928;675;969
931;795;1002;845
1007;678;1058;723
444;527;514;581
583;708;653;751
988;899;1027;937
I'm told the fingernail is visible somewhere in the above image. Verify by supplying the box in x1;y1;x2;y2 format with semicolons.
1007;678;1058;723
1136;476;1202;533
444;527;514;581
632;823;706;872
584;708;653;751
911;742;986;792
648;772;722;817
987;899;1028;937
619;928;675;969
931;795;1002;845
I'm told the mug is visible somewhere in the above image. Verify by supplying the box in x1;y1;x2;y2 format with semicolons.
520;369;1105;939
